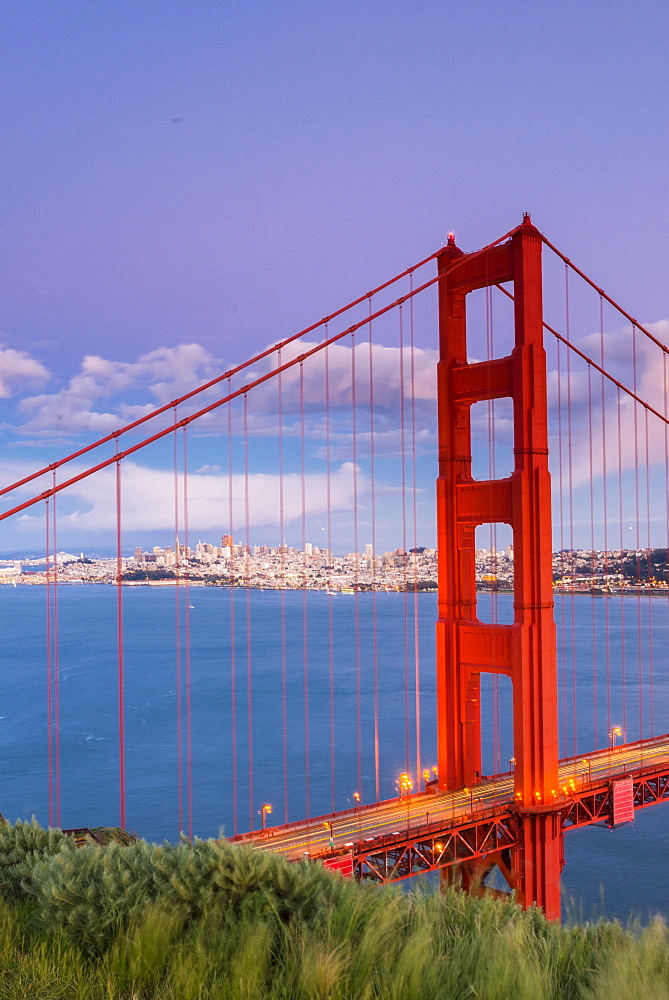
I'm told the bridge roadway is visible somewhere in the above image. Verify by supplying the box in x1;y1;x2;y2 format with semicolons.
229;734;669;865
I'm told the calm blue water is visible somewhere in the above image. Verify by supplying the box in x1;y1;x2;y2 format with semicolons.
0;584;667;923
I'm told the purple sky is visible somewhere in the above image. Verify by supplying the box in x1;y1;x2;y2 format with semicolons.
1;1;668;550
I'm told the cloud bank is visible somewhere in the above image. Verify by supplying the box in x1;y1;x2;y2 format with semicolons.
6;460;366;541
0;346;49;398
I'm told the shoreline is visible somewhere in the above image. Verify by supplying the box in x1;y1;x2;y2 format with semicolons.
2;578;667;596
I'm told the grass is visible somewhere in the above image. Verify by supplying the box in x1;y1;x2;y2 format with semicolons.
0;819;666;999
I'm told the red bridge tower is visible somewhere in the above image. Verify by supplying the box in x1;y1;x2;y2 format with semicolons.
435;215;562;918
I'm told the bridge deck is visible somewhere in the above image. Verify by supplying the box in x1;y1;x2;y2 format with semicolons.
229;735;669;878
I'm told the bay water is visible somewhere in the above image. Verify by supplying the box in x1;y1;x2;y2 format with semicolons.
1;583;668;923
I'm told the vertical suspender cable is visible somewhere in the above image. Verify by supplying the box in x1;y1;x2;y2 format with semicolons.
243;394;253;830
299;364;310;816
51;477;61;826
174;415;183;834
565;270;577;754
409;276;421;786
45;500;53;827
662;354;669;736
632;325;643;739
556;340;568;754
600;299;612;739
183;426;193;840
278;353;289;822
367;302;380;801
115;454;125;830
398;304;410;776
227;388;238;836
351;335;362;798
588;362;598;747
616;388;627;738
644;408;654;735
325;337;336;811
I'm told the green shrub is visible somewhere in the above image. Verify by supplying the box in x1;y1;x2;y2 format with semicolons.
0;818;74;903
0;819;667;999
30;839;166;952
28;836;353;954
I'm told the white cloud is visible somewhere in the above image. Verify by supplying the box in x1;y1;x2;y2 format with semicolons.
243;339;438;413
546;319;669;490
5;334;440;458
208;339;440;460
15;344;221;438
6;318;669;549
7;460;365;538
0;346;49;398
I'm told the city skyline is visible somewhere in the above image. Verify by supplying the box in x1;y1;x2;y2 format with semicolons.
3;535;665;597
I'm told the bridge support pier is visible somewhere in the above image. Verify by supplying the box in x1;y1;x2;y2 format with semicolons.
511;810;564;920
435;216;561;918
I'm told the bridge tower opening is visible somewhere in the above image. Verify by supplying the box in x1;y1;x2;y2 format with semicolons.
435;215;561;918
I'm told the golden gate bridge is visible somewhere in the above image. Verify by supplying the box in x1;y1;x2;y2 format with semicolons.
2;215;668;921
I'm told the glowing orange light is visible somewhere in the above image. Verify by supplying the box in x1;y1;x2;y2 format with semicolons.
260;803;272;831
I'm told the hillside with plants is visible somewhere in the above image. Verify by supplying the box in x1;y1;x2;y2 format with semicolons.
0;819;666;999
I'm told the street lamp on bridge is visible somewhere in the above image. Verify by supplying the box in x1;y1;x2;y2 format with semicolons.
398;773;413;798
352;792;362;839
610;726;623;749
260;803;272;831
398;773;413;829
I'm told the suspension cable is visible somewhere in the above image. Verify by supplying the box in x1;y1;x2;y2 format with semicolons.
541;235;669;355
115;452;125;830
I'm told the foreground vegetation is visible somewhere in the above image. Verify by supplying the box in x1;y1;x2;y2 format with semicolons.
0;820;667;999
